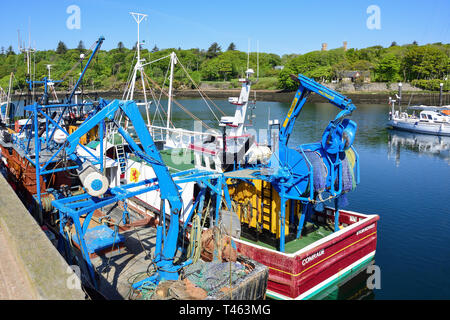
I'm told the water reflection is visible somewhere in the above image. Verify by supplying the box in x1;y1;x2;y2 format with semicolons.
387;130;450;166
312;262;375;300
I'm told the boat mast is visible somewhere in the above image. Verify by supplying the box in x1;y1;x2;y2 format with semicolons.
128;12;150;127
18;28;36;106
167;52;176;130
5;73;13;125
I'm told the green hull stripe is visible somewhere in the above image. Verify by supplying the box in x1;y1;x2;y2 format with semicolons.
266;255;374;300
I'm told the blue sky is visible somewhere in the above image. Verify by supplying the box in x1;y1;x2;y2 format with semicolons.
0;0;449;55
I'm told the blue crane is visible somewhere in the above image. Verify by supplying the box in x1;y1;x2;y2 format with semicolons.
278;74;357;166
53;99;231;289
230;74;360;252
272;74;359;251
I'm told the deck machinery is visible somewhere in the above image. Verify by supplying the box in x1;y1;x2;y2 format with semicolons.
227;74;359;252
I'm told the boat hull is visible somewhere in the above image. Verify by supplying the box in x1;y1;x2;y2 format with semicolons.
388;119;450;136
234;208;379;300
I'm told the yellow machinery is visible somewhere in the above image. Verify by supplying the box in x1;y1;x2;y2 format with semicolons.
228;179;295;238
68;124;98;145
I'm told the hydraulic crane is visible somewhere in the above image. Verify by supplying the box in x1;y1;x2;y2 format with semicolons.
271;74;359;250
276;74;357;172
53;99;231;289
230;74;360;252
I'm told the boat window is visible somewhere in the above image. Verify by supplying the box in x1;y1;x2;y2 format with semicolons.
427;115;433;120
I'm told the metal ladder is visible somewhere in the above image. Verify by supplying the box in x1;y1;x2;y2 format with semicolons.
116;144;127;175
260;181;273;231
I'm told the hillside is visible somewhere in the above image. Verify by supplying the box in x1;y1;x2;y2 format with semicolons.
0;41;449;94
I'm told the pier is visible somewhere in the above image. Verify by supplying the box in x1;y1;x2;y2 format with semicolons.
0;173;85;300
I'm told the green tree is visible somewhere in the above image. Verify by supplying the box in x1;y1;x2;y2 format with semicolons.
227;42;236;51
77;40;85;52
151;45;159;53
206;42;221;59
6;46;15;56
402;45;448;80
117;42;125;52
56;41;68;54
375;53;401;81
277;67;297;90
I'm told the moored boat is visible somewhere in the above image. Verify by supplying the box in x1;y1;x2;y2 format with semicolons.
388;96;450;136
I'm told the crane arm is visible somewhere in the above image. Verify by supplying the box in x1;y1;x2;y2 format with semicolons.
67;36;105;103
279;74;356;147
65;99;183;214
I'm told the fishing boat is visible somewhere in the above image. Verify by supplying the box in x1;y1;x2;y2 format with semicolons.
114;13;261;220
1;12;380;300
214;74;379;300
136;70;380;299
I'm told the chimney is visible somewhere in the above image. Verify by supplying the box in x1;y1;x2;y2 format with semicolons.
343;41;348;51
321;43;328;51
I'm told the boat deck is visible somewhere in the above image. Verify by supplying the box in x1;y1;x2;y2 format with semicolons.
68;203;157;299
71;203;268;300
242;223;335;254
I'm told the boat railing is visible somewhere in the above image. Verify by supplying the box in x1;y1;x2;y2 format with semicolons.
147;124;221;148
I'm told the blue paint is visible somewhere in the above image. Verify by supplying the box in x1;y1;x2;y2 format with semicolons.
91;179;103;191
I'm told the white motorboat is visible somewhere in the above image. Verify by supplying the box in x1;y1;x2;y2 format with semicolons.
388;98;450;136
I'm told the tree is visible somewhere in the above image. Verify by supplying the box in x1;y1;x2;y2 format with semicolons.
390;41;398;47
375;53;401;82
1;47;5;56
151;45;159;53
56;41;68;54
402;45;448;80
412;41;418;46
352;60;373;71
117;42;125;52
6;46;15;56
227;42;236;51
206;42;221;59
77;40;85;52
132;42;140;51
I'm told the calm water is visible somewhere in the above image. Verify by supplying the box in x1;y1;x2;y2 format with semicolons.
166;98;450;299
11;97;450;299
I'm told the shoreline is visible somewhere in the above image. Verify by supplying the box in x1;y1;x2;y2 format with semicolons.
12;89;449;105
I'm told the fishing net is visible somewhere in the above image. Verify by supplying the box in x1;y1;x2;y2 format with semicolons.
183;260;246;295
299;147;357;205
339;148;357;193
300;150;328;193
